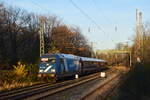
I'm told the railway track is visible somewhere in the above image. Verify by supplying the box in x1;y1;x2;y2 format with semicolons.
80;73;122;100
79;66;128;100
0;82;53;99
0;68;116;100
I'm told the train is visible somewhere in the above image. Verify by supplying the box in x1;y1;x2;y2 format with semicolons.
38;53;108;80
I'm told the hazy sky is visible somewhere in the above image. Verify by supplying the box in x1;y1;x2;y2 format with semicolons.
1;0;150;50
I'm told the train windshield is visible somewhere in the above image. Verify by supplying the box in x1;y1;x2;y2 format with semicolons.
40;57;56;69
39;57;56;73
41;57;56;64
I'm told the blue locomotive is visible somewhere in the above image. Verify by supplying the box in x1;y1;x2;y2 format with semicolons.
38;53;107;80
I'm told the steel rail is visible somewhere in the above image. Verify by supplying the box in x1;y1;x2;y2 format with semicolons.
79;72;122;100
0;72;99;99
0;69;114;100
27;69;115;100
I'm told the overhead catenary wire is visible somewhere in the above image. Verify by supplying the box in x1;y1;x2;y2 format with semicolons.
69;0;117;46
30;0;108;38
92;0;118;32
30;0;53;14
69;0;107;35
91;0;118;43
31;0;116;48
91;0;116;27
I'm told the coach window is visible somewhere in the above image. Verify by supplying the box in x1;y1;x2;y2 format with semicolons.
79;59;83;67
60;59;65;73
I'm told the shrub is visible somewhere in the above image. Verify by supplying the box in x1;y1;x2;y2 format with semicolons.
13;62;27;77
26;64;39;82
0;70;15;85
0;62;40;91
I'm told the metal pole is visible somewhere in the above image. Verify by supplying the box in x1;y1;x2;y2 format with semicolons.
40;17;45;57
129;51;132;67
91;42;93;58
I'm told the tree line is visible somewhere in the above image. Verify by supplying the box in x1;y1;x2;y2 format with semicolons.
0;3;92;69
131;22;150;65
113;23;150;100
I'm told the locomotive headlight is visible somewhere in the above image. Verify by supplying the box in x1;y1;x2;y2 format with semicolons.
51;69;55;72
39;69;44;72
46;63;49;66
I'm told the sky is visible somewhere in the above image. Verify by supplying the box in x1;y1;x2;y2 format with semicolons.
1;0;150;50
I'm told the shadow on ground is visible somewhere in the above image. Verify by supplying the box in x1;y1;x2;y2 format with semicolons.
110;63;150;100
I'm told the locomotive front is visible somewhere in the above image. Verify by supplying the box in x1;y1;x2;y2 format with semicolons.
38;56;56;78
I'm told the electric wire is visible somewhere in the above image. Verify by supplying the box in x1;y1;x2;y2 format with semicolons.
90;0;118;46
91;0;115;26
30;0;52;14
31;0;117;49
69;0;107;35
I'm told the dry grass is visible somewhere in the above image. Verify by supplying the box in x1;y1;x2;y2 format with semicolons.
0;81;35;91
0;62;40;91
115;66;130;72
